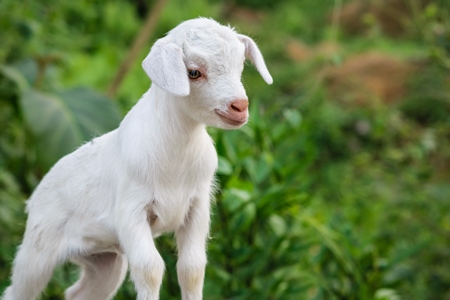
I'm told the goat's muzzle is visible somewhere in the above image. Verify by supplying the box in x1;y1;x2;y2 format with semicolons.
215;99;248;126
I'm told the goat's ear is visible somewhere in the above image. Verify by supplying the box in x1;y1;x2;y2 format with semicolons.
142;41;190;96
238;34;273;85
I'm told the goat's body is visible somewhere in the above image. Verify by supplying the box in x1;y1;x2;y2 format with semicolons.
26;86;216;255
25;130;120;254
2;18;271;300
4;87;217;300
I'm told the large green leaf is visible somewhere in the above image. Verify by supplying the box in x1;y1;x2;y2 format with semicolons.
0;65;29;96
20;87;122;170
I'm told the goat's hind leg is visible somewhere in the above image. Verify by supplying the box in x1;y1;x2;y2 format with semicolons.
2;238;60;300
65;252;128;300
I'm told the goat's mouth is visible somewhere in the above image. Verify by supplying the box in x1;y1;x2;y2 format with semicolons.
214;110;247;126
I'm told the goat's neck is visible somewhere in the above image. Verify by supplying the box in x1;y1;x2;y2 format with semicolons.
120;85;206;151
149;86;205;143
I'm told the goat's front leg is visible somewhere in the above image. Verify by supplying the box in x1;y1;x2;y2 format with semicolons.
116;183;165;300
176;192;211;300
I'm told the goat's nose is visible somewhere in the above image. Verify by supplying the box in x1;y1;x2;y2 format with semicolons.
230;99;249;112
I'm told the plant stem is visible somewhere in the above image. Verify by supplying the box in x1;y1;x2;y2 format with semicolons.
106;0;168;98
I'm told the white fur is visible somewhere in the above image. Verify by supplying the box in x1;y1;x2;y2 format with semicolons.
2;18;271;300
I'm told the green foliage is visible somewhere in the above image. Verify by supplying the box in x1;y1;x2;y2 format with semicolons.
400;66;450;124
20;87;121;170
1;0;450;299
0;62;122;172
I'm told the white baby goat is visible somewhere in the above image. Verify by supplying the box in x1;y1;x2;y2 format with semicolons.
2;18;272;300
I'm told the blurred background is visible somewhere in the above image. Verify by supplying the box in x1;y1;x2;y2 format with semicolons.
1;0;449;299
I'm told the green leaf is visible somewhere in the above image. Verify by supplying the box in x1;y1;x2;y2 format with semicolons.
269;214;287;237
217;155;233;175
222;133;238;163
20;87;121;170
283;109;302;128
222;187;252;212
242;155;273;184
12;59;39;86
233;202;256;231
374;288;401;300
0;65;29;93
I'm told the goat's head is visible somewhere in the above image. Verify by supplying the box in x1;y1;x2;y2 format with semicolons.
142;18;272;129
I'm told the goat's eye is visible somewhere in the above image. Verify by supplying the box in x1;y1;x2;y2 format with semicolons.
187;69;202;79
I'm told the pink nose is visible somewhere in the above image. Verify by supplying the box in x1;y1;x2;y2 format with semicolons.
229;99;249;112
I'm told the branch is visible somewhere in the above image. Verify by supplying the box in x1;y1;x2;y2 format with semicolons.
107;0;168;98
